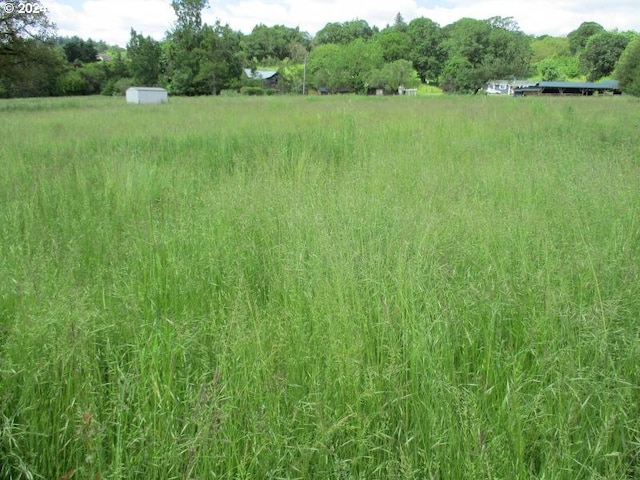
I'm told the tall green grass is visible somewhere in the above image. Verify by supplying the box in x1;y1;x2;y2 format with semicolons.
1;94;639;479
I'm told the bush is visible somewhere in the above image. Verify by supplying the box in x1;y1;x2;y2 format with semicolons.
101;79;116;96
114;78;134;96
56;70;88;95
219;89;241;97
101;77;134;96
241;86;265;96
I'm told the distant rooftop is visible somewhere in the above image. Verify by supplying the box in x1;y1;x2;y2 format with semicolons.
512;79;622;96
243;69;278;80
127;87;167;91
538;80;620;89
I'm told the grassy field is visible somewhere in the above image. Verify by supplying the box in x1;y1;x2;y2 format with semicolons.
0;93;639;479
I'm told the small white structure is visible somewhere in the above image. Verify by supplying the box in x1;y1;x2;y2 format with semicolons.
486;80;536;95
126;87;168;104
398;86;418;96
486;80;511;95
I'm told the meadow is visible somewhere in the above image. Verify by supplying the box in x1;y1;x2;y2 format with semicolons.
0;93;639;479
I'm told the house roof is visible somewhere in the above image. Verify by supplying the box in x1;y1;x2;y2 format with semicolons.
244;68;278;80
488;79;536;85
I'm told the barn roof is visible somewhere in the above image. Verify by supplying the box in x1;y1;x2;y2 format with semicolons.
512;79;622;96
537;80;619;89
243;68;278;80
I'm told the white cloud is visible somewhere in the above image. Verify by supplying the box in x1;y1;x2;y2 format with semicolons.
46;0;174;45
44;0;640;47
205;0;421;35
414;0;640;35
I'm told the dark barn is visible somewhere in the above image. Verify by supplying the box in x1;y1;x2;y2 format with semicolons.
513;80;622;96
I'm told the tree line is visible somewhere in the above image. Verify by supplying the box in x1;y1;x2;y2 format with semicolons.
2;0;639;98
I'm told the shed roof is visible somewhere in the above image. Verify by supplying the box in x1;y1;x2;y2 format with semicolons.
127;87;168;92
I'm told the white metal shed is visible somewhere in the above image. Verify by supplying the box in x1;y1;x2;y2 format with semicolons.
126;87;168;104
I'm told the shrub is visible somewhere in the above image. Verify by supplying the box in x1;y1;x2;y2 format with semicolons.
241;86;265;96
101;77;134;96
56;70;88;95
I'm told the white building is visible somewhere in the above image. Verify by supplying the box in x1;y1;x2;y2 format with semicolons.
485;80;511;95
126;87;168;104
486;80;536;95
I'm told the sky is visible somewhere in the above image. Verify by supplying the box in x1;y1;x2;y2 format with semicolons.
42;0;640;47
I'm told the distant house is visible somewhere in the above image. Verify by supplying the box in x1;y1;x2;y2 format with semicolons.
96;53;112;62
486;80;511;95
243;68;279;89
126;87;168;104
486;79;535;95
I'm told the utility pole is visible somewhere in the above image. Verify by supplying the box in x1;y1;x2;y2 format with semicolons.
302;53;307;95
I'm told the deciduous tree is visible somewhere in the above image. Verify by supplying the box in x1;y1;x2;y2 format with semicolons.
484;17;531;77
127;28;162;86
164;0;208;94
194;21;243;95
171;0;208;30
614;36;640;96
314;19;374;45
0;0;63;97
369;59;419;92
439;55;476;93
537;57;561;81
0;0;53;45
580;30;629;81
307;39;383;93
165;0;244;95
376;28;411;62
530;35;570;63
307;43;340;91
567;21;604;55
243;24;310;63
443;18;492;67
440;16;531;92
407;17;445;84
